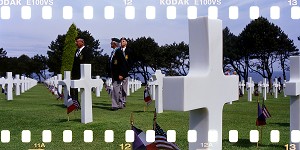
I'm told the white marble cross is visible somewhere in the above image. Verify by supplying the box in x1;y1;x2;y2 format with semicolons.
241;80;245;94
262;78;268;100
57;74;63;96
95;75;103;97
5;72;14;100
273;78;279;98
152;70;165;113
0;77;5;94
130;79;135;94
246;77;254;102
58;71;71;106
285;56;300;149
258;81;262;93
70;64;103;124
163;17;238;150
21;76;25;93
126;77;130;96
13;74;21;96
148;78;156;100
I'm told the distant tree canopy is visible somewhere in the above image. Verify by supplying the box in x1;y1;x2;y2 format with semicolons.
0;51;49;82
0;18;298;84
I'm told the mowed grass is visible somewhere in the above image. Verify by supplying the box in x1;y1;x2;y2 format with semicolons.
0;84;289;150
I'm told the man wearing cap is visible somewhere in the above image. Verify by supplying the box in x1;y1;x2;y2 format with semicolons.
119;37;133;107
71;38;93;101
108;38;128;110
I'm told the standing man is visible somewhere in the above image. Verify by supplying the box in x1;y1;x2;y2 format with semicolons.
108;38;128;110
119;37;133;107
70;38;93;101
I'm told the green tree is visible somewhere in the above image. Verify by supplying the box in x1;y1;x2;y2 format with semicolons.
31;54;48;82
47;35;65;74
47;26;102;76
60;23;78;76
239;17;297;86
223;27;244;80
160;42;189;76
0;48;8;76
276;30;299;80
128;37;159;83
17;54;32;77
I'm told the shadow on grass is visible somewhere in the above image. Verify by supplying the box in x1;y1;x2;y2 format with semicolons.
93;102;111;106
52;104;67;108
58;118;81;123
223;139;253;148
92;102;112;111
93;105;111;111
223;139;285;149
132;110;154;113
269;122;289;127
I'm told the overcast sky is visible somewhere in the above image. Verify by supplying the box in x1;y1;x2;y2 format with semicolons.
0;0;299;58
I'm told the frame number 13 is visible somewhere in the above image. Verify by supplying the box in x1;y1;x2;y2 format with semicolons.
285;144;296;150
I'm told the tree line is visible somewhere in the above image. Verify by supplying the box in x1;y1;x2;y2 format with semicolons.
0;17;299;85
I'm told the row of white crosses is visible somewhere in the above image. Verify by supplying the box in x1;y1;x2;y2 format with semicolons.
45;65;103;124
129;78;142;95
244;77;285;101
0;72;37;100
45;72;105;107
44;75;62;97
238;80;245;95
246;77;255;102
104;77;142;96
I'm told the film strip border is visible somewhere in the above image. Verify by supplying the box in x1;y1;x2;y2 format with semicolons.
1;129;300;143
0;5;300;20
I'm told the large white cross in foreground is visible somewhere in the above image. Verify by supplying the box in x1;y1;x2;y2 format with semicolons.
163;17;238;150
71;64;103;124
285;56;300;149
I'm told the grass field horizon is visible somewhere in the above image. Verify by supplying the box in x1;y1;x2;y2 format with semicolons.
0;84;290;150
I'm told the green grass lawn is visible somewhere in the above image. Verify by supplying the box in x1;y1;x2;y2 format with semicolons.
0;84;289;150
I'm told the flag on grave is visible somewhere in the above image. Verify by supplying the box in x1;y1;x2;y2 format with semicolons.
132;125;157;150
153;123;180;150
67;95;80;114
144;85;152;106
262;104;271;118
256;103;266;126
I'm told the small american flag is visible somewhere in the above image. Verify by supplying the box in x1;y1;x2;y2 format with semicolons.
262;104;271;118
67;95;80;114
154;123;180;150
144;85;152;106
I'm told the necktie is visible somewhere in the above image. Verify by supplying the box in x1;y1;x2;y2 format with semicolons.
76;49;80;57
110;50;115;62
122;48;125;56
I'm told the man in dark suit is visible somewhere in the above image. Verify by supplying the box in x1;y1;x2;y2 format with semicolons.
109;38;128;110
119;37;133;106
70;38;93;101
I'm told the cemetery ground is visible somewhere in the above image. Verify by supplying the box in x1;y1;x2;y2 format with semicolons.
0;84;289;150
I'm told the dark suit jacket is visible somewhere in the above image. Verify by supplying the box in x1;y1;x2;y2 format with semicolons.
109;48;128;81
123;47;133;72
71;46;93;80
